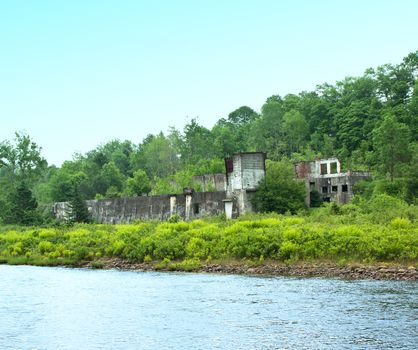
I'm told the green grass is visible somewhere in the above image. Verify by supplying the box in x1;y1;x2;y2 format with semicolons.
91;261;105;269
2;255;77;267
0;198;417;270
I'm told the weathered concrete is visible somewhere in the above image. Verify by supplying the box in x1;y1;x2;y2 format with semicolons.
53;191;229;224
226;152;266;194
225;152;266;215
295;158;370;205
192;173;226;192
54;152;267;223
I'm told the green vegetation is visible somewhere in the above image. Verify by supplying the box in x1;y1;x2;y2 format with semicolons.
0;133;47;225
1;52;417;226
68;182;91;224
0;196;417;270
0;53;416;273
252;161;306;214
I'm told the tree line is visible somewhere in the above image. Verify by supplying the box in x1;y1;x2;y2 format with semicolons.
1;51;417;224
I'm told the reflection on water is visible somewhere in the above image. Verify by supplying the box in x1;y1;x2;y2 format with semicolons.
0;265;417;349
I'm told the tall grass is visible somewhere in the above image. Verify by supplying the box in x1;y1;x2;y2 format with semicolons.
0;197;417;267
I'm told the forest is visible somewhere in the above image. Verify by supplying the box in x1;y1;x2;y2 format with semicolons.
0;51;417;225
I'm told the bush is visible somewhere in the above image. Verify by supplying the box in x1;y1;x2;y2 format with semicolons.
252;160;307;214
0;210;417;268
309;190;322;207
91;261;105;269
168;214;181;223
175;258;202;271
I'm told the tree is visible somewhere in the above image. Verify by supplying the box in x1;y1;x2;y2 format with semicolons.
0;132;47;184
309;190;322;207
405;142;418;204
68;181;90;223
123;170;152;196
180;119;216;164
211;120;237;157
132;132;179;178
252;161;306;214
105;186;121;199
372;114;411;181
369;59;416;107
227;106;258;125
282;109;308;154
0;133;46;224
101;161;124;194
4;182;39;225
48;164;85;202
210;106;259;157
249;96;285;159
408;80;418;139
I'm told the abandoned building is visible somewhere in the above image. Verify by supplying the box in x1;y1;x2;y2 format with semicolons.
53;152;267;223
53;154;368;223
294;157;370;205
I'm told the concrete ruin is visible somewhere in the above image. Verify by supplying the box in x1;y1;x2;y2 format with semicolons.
192;173;226;192
295;157;370;205
53;152;267;223
225;152;266;216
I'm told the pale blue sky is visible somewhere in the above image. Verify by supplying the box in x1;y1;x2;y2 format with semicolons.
1;0;417;166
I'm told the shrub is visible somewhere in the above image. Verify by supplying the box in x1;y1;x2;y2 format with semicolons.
91;261;105;269
0;211;417;267
38;241;54;254
251;160;307;214
175;258;202;271
168;214;181;223
391;217;411;229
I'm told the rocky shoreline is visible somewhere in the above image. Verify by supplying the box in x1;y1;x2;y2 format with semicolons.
88;259;418;281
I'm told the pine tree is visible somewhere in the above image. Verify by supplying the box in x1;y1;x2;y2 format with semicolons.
7;182;39;225
69;182;90;223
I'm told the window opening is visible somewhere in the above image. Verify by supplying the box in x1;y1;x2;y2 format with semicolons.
193;203;200;215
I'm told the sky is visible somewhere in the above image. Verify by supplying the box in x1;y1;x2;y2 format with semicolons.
1;0;417;166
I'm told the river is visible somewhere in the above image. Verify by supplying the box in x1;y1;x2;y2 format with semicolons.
0;265;417;349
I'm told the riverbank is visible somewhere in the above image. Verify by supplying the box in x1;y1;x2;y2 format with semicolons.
1;212;417;280
83;258;418;281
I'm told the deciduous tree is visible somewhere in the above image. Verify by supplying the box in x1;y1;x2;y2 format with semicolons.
372;114;411;181
252;161;306;214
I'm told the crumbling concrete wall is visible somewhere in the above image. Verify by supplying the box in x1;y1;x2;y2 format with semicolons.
295;158;370;205
85;195;172;223
192;173;226;192
53;191;229;224
295;158;341;178
53;202;71;222
53;152;266;223
224;152;266;215
226;152;266;194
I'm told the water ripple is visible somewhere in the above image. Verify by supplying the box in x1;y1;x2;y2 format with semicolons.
0;265;417;349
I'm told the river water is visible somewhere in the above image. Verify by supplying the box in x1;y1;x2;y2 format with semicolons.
0;265;417;350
